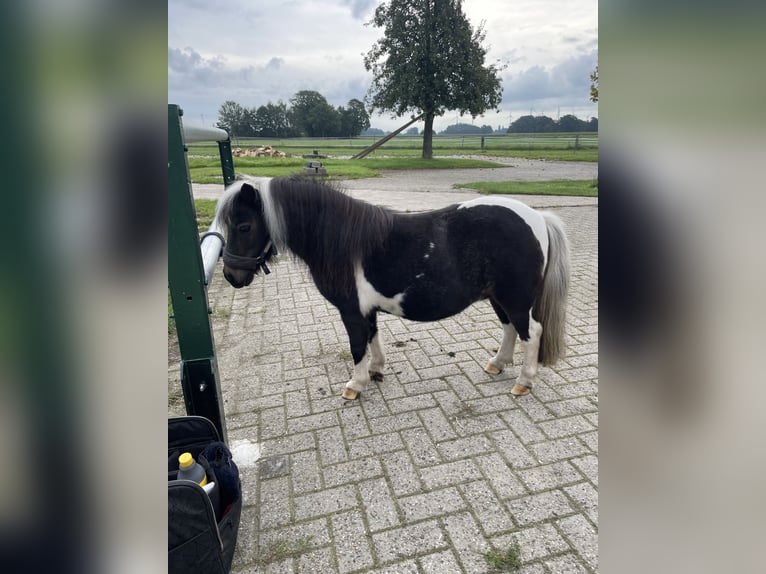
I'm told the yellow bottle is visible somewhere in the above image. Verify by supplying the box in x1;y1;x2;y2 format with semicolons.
178;452;208;486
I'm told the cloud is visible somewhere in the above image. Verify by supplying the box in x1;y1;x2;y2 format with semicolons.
503;50;597;106
341;0;378;20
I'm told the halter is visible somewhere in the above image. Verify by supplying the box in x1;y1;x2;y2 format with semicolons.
222;239;275;275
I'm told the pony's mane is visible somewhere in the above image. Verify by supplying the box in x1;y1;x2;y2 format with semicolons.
269;176;394;295
215;175;394;296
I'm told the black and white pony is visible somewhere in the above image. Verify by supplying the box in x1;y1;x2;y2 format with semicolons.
215;176;569;400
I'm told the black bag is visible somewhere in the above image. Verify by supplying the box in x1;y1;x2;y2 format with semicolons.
168;416;242;574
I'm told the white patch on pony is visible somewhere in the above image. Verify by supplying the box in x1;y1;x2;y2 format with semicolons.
355;265;405;316
345;349;370;393
458;196;549;267
423;253;430;259
214;176;287;250
487;322;519;372
369;333;385;374
517;312;543;389
415;273;425;279
429;242;435;250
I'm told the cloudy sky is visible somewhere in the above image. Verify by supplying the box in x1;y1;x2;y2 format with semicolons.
168;0;597;133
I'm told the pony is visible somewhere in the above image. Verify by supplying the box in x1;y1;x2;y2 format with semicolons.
215;176;569;400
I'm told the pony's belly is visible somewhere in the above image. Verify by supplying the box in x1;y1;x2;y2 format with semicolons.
399;287;477;322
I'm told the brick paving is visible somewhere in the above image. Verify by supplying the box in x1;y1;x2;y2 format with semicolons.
170;178;598;573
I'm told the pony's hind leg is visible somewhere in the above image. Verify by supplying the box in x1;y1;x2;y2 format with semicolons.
340;312;371;400
485;299;518;375
513;313;543;396
368;319;385;382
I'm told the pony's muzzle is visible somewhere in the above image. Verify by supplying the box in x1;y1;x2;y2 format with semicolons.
223;266;254;288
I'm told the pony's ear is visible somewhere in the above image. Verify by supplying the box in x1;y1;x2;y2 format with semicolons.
240;183;257;205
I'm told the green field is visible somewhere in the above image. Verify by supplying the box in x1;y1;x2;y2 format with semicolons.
188;156;506;183
185;132;597;183
454;179;598;197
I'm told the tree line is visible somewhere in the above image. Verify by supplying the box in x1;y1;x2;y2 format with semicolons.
216;90;371;138
508;114;598;133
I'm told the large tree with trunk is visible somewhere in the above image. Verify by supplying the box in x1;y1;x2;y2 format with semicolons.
364;0;504;159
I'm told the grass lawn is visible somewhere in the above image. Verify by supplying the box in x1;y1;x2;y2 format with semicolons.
454;179;598;197
188;156;505;184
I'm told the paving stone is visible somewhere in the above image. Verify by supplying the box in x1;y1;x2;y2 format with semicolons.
359;477;401;532
529;437;591;464
437;435;494;461
258;517;332;552
491;523;570;563
579;430;598;453
571;454;598;485
348;432;405;459
290;450;322;494
557;514;598;571
418;406;458;441
338;405;372;440
258;477;292;529
500;410;546;444
399;487;466;523
259;455;291;480
288;410;339;434
262;432;316;457
489;430;538;469
372;520;447;564
506;490;574;526
564;482;598;524
316;426;349;466
546;398;598;418
297;547;335;574
518;461;584;492
323;457;384;488
458;480;514;535
420;459;482;489
364;560;419;574
401;427;441;467
442;512;492;572
538;416;595;439
475;453;528;499
418;549;463;574
294;485;359;521
368;412;421;434
330;510;375;574
381;450;423;497
545;553;591;573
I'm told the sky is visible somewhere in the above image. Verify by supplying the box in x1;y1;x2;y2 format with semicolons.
168;0;598;133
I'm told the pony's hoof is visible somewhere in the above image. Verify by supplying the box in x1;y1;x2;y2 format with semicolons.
341;388;359;400
484;363;502;375
369;371;384;382
511;383;530;396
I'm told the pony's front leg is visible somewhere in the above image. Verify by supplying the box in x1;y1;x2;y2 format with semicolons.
513;316;543;396
340;312;370;400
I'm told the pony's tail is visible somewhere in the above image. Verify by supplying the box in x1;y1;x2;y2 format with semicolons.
533;212;570;365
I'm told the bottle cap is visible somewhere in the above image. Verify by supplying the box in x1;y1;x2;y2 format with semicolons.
179;452;193;469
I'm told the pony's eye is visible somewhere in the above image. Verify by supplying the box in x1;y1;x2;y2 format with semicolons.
237;223;251;233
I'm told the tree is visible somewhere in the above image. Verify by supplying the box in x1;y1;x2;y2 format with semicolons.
558;114;587;133
590;65;598;103
508;114;557;133
339;99;371;137
364;0;504;159
254;101;292;137
216;100;248;137
288;90;341;137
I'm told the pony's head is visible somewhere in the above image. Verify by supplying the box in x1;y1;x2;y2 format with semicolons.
217;181;277;288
